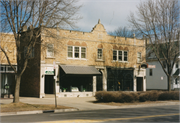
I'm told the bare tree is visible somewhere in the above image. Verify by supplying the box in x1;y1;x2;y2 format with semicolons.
128;0;180;91
109;27;142;38
0;0;81;103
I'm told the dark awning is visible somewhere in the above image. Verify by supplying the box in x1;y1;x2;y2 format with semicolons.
173;69;180;76
60;65;101;76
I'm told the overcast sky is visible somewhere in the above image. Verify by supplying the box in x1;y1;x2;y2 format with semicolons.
73;0;145;33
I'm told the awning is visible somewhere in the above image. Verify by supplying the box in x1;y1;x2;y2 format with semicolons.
60;65;101;76
173;69;180;76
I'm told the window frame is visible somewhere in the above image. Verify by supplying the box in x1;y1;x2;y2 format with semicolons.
6;66;17;73
137;52;142;63
67;46;87;59
149;69;153;76
0;66;5;73
68;46;73;58
97;48;103;60
46;44;54;57
113;50;128;62
176;62;179;68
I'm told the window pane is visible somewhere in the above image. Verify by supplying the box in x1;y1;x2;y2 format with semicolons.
150;69;152;76
68;52;72;57
1;66;5;71
118;51;122;61
137;52;141;62
113;50;117;60
81;53;86;58
68;46;73;58
81;47;86;58
75;47;79;58
98;49;102;59
176;63;179;68
68;46;72;52
81;47;86;52
47;44;54;57
124;51;128;61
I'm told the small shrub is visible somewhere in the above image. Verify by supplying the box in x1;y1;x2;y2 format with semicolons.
139;91;159;102
95;91;139;103
95;91;179;103
158;91;179;100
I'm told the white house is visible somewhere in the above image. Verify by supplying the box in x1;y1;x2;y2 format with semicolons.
146;57;180;90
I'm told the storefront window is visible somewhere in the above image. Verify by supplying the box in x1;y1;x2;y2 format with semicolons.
107;68;133;91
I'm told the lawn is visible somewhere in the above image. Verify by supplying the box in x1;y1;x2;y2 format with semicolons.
1;102;75;112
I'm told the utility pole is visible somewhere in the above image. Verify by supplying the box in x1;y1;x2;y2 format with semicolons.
53;61;57;108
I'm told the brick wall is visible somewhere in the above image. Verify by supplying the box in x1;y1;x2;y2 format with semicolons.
20;30;41;97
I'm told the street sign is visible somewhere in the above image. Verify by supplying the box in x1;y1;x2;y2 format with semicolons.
148;65;156;68
45;67;54;75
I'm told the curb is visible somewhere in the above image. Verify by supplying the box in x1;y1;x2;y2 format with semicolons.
0;108;79;116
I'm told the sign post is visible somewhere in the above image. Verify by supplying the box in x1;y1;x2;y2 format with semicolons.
53;61;57;108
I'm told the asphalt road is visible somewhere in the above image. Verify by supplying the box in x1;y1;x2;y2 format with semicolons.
1;105;179;123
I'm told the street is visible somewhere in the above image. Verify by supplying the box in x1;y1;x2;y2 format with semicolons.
1;105;179;123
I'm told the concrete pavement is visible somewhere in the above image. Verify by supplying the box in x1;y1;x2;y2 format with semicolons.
0;95;179;116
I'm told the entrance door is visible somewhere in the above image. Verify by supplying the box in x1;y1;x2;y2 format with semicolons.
137;77;143;91
45;75;54;94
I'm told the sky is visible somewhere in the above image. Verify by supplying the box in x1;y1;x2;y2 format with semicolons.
73;0;144;33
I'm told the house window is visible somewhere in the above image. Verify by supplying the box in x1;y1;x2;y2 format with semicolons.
149;69;153;76
68;46;73;58
81;47;86;58
176;62;179;68
113;50;128;62
0;66;5;72
67;46;86;59
74;47;79;58
113;50;117;60
124;51;128;61
137;52;142;63
163;61;166;68
118;51;122;61
24;46;34;58
175;78;178;84
97;49;103;59
47;44;54;57
6;66;17;73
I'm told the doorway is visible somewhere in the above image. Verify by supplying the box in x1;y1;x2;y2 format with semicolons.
137;77;143;91
45;75;54;94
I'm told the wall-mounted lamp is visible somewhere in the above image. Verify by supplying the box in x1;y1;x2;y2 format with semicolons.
144;76;146;79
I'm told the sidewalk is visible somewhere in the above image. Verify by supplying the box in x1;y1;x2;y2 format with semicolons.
1;96;179;116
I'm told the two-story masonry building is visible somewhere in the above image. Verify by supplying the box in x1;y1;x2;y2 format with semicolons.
1;20;147;98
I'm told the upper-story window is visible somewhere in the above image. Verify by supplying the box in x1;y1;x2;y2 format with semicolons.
113;50;128;62
97;49;103;60
149;69;153;76
163;61;166;68
176;62;179;68
81;47;86;58
137;52;142;63
67;46;86;59
47;44;54;57
24;46;34;58
74;47;79;58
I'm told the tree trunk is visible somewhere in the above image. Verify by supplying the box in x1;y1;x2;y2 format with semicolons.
13;74;21;103
167;75;171;92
